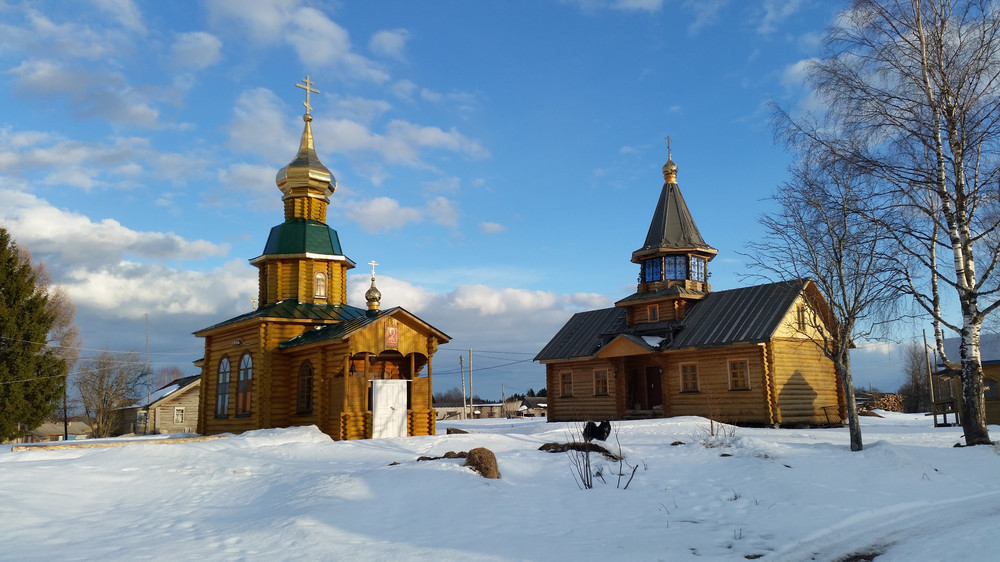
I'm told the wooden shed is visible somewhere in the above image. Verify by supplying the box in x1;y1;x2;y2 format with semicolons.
535;151;844;427
195;81;449;440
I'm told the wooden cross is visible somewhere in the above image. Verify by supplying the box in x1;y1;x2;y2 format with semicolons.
296;75;320;114
368;260;379;278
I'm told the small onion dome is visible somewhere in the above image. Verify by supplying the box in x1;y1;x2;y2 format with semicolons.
365;276;382;312
275;113;336;197
662;157;677;183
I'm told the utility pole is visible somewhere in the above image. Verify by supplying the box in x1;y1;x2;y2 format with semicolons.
145;313;151;435
460;355;467;420
468;349;474;418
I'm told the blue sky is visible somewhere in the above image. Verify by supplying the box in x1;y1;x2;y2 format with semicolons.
0;0;916;398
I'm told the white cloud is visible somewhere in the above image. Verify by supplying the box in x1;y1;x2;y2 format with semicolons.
683;0;728;34
0;189;229;273
422;176;461;193
384;120;489;160
781;58;815;88
369;29;410;60
330;96;392;126
9;60;161;128
0;8;119;60
91;0;147;35
479;221;506;234
227;88;298;158
757;0;804;35
346;273;612;355
65;258;256;319
171;32;223;70
391;79;418;100
344;196;423;233
612;0;663;12
426;196;459;228
206;0;298;42
214;162;282;210
209;1;388;83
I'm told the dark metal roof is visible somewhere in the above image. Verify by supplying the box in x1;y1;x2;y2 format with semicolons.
669;279;809;349
534;307;626;361
195;299;367;334
615;285;707;305
632;181;715;262
536;279;811;362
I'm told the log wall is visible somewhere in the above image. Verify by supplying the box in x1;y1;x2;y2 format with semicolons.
770;338;842;425
659;345;771;424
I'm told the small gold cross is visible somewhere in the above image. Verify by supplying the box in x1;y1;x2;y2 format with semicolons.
368;260;379;278
296;75;320;114
665;135;672;159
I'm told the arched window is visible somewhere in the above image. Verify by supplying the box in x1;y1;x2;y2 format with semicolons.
236;353;253;416
215;356;231;418
297;361;314;414
315;271;327;299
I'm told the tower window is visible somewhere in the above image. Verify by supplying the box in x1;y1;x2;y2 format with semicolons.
643;257;661;282
315;272;327;299
691;256;707;282
664;255;686;280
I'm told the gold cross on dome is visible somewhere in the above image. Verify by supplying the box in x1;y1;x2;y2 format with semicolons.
296;75;320;114
368;260;379;278
665;135;672;159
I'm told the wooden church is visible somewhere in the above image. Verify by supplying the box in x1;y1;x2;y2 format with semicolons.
535;149;845;427
195;78;449;440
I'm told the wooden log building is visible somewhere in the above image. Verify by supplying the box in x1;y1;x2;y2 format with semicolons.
535;149;845;426
195;78;449;440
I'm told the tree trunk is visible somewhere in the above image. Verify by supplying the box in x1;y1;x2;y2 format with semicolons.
837;347;863;452
959;318;991;445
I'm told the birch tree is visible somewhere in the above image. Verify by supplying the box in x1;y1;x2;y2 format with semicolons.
786;0;1000;445
750;148;899;451
76;350;145;437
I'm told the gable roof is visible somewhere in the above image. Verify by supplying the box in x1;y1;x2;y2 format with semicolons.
536;279;812;362
668;279;809;349
133;375;200;408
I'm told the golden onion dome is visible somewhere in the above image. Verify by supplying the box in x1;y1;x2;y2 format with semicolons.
662;157;677;183
275;113;336;197
365;277;382;311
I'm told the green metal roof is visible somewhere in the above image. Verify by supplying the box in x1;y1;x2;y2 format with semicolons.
279;308;392;349
260;218;345;257
195;299;367;334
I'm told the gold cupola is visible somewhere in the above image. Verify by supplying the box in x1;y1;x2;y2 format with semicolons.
275;76;335;223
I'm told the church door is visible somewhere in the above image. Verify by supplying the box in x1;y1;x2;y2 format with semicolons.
371;380;408;438
645;366;663;409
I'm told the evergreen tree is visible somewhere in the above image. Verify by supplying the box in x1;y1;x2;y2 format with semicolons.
0;228;66;441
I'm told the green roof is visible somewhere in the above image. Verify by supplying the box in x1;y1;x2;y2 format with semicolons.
195;299;367;334
260;218;345;257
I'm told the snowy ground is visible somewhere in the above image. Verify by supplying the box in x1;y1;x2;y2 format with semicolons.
3;412;998;561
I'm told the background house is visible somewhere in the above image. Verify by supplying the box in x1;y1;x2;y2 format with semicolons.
118;375;201;435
